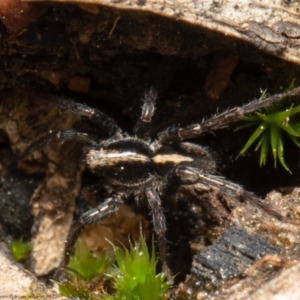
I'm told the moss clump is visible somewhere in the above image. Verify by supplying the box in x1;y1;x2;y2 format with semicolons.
67;238;113;281
104;237;170;300
58;239;113;299
9;238;32;261
58;236;170;299
237;83;300;173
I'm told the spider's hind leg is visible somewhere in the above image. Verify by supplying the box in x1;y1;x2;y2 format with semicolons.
134;88;157;140
171;166;300;227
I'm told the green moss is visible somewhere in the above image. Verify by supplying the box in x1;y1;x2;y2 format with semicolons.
237;82;300;173
67;238;113;281
58;239;113;299
58;236;170;299
9;238;32;261
104;237;170;300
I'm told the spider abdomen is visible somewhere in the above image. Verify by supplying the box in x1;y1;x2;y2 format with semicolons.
86;138;154;187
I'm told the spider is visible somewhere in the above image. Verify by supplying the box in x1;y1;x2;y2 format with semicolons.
22;86;300;284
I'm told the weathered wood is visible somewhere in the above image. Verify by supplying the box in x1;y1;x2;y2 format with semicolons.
23;0;300;64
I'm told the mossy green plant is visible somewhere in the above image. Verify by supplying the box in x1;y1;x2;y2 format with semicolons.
9;238;32;261
104;236;170;300
58;239;113;299
67;238;114;281
58;235;170;299
236;82;300;173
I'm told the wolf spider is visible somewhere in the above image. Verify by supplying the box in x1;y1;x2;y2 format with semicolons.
22;86;300;283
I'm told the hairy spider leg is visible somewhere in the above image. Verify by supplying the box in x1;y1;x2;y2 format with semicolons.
145;187;173;283
20;130;97;158
54;96;123;137
157;86;300;144
22;91;123;138
134;88;157;140
174;166;300;227
62;193;124;269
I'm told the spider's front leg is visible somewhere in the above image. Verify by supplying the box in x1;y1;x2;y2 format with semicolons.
134;88;157;140
20;130;98;158
158;86;300;144
61;194;124;270
145;187;173;284
53;96;123;138
22;91;123;138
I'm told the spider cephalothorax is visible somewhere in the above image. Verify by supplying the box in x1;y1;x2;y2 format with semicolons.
22;86;300;283
85;138;216;187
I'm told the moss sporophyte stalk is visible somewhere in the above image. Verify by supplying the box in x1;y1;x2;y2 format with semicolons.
236;84;300;173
